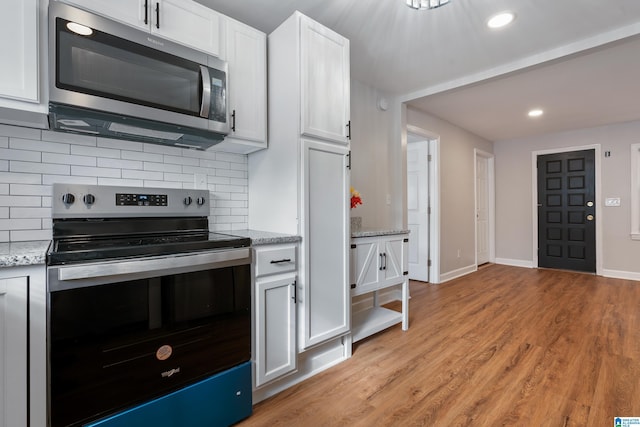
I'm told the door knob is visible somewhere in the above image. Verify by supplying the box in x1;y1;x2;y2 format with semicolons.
586;201;594;207
586;214;594;221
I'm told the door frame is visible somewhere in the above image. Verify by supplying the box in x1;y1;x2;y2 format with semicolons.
474;149;495;266
407;125;440;283
531;144;603;275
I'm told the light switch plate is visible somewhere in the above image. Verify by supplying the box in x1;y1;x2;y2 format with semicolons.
194;173;207;189
605;197;621;207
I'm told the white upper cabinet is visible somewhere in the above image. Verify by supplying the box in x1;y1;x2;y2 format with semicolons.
64;0;222;56
214;18;267;154
63;0;149;30
300;15;350;144
153;0;221;56
0;0;39;102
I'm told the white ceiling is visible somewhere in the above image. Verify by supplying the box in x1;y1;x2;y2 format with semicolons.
197;0;640;141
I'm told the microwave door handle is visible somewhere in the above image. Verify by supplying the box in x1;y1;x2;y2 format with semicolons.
200;65;211;118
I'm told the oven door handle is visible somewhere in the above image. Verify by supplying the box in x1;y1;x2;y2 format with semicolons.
56;248;250;282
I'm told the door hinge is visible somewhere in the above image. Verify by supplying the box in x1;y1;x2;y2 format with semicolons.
428;206;431;215
346;151;351;170
428;259;432;267
428;154;432;162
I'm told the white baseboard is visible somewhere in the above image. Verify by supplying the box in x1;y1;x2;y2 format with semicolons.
252;337;347;404
439;264;477;283
495;258;535;268
601;269;640;281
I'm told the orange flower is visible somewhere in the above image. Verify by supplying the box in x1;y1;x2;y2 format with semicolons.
350;187;363;209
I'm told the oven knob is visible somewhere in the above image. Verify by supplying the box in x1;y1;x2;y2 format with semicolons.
184;196;193;206
196;196;206;206
61;193;75;205
84;194;96;206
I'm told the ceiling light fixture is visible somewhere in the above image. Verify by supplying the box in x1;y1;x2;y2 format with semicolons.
528;109;544;118
487;11;515;29
406;0;451;10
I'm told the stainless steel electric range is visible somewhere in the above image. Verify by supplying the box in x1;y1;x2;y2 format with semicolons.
46;183;252;427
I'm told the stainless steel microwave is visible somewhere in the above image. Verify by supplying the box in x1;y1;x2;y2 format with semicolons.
48;1;229;150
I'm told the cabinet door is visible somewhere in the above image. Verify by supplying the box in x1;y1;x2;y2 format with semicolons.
300;16;350;144
383;237;405;282
255;275;297;387
0;0;38;102
224;19;267;148
64;0;148;30
153;0;221;56
301;139;350;349
0;277;28;427
352;241;381;295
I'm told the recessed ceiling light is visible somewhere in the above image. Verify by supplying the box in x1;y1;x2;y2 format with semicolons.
487;12;515;29
528;109;544;118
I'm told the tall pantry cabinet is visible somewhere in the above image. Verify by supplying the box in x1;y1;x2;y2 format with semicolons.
249;11;351;353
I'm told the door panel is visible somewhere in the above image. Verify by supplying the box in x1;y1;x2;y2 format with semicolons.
407;142;429;281
476;156;490;265
537;150;596;272
301;139;350;349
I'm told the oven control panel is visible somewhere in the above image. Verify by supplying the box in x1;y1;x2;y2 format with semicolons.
116;193;168;206
52;184;209;218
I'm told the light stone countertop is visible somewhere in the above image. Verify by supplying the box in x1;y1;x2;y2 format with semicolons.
0;240;50;267
0;231;301;268
230;229;301;246
351;228;411;239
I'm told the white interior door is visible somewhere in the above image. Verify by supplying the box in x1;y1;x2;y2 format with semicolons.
407;140;429;281
476;155;490;265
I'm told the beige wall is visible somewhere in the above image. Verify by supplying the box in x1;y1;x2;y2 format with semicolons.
349;79;394;229
406;107;493;277
494;119;640;277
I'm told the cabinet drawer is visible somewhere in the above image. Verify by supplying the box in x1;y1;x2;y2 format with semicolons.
255;246;297;277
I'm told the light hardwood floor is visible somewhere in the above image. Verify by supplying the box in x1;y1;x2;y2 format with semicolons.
237;264;640;426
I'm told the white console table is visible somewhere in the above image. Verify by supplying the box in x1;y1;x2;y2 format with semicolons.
349;230;409;343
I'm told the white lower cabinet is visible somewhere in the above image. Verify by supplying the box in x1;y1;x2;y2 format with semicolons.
254;244;297;387
350;233;409;342
0;265;46;427
0;276;28;427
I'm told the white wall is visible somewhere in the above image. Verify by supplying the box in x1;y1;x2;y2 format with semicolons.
494;120;640;278
406;107;493;278
349;79;394;229
0;124;248;242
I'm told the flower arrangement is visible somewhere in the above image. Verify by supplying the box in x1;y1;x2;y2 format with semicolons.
350;187;363;209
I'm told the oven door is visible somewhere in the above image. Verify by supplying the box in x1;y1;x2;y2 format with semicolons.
47;249;251;427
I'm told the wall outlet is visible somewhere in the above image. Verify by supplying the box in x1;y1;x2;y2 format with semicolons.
605;197;621;207
457;249;461;258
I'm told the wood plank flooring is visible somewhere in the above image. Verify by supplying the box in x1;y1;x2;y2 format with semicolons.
237;264;640;426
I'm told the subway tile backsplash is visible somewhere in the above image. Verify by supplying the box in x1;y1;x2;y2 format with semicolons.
0;124;248;242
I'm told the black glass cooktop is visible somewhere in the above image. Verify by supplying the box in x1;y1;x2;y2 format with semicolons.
47;231;250;265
